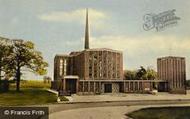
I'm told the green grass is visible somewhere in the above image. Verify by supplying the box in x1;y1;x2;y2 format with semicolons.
0;80;57;106
0;88;57;106
127;107;190;119
10;80;51;89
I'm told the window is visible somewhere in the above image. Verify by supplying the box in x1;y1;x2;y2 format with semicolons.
59;59;63;76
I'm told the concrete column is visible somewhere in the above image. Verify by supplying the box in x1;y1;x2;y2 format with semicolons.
129;81;130;92
165;82;168;91
99;82;101;93
82;81;84;92
123;82;126;92
88;81;90;92
63;78;66;91
94;82;96;93
101;82;103;93
137;81;139;91
76;79;78;93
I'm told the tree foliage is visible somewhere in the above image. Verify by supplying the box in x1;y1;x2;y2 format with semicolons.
146;67;157;80
124;66;157;80
0;37;48;91
136;66;147;80
124;70;136;80
0;37;14;80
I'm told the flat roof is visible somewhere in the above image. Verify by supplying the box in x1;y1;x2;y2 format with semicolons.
55;54;70;57
157;56;185;60
64;75;79;79
79;80;167;82
84;48;122;53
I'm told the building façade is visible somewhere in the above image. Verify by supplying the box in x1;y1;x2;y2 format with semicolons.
157;56;186;94
51;9;186;95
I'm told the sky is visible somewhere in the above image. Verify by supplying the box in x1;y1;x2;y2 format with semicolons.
0;0;190;80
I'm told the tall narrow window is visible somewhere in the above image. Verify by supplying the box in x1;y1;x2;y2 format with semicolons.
64;59;67;75
59;59;63;76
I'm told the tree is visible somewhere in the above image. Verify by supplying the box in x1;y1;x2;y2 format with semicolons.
10;39;48;91
124;70;136;80
146;67;157;80
136;66;147;80
0;37;13;80
124;66;157;80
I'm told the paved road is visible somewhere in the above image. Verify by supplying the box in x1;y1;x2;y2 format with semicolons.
43;91;190;119
48;103;190;119
69;92;190;103
47;99;190;114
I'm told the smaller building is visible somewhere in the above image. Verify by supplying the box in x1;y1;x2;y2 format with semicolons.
157;56;186;94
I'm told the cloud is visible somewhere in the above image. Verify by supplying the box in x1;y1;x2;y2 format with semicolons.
88;35;190;73
38;8;109;30
67;34;190;57
64;35;190;78
89;35;190;56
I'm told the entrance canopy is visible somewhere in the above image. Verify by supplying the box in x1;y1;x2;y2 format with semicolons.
63;75;79;79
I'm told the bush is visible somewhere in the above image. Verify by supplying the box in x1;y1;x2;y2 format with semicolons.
0;80;9;92
59;96;69;101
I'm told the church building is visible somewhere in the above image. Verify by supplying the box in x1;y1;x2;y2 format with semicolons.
51;9;186;95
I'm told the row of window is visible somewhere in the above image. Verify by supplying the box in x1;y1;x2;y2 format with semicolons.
59;59;67;76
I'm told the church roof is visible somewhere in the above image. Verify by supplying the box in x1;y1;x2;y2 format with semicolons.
84;48;122;53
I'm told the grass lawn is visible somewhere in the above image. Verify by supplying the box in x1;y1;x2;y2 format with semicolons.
127;106;190;119
10;80;51;89
0;80;58;106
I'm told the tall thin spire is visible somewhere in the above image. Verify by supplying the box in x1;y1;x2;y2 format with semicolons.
84;8;89;49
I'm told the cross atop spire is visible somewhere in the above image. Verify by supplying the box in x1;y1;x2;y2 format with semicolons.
84;8;89;49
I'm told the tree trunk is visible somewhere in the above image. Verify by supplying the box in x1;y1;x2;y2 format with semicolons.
16;67;20;92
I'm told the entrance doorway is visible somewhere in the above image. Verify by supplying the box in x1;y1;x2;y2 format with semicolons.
66;79;77;94
119;83;124;92
158;82;168;92
104;84;112;93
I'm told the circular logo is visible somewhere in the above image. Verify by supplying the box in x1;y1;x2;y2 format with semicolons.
4;110;9;115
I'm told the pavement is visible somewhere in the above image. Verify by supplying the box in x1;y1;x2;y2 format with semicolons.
63;91;190;103
46;90;190;119
49;104;190;119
